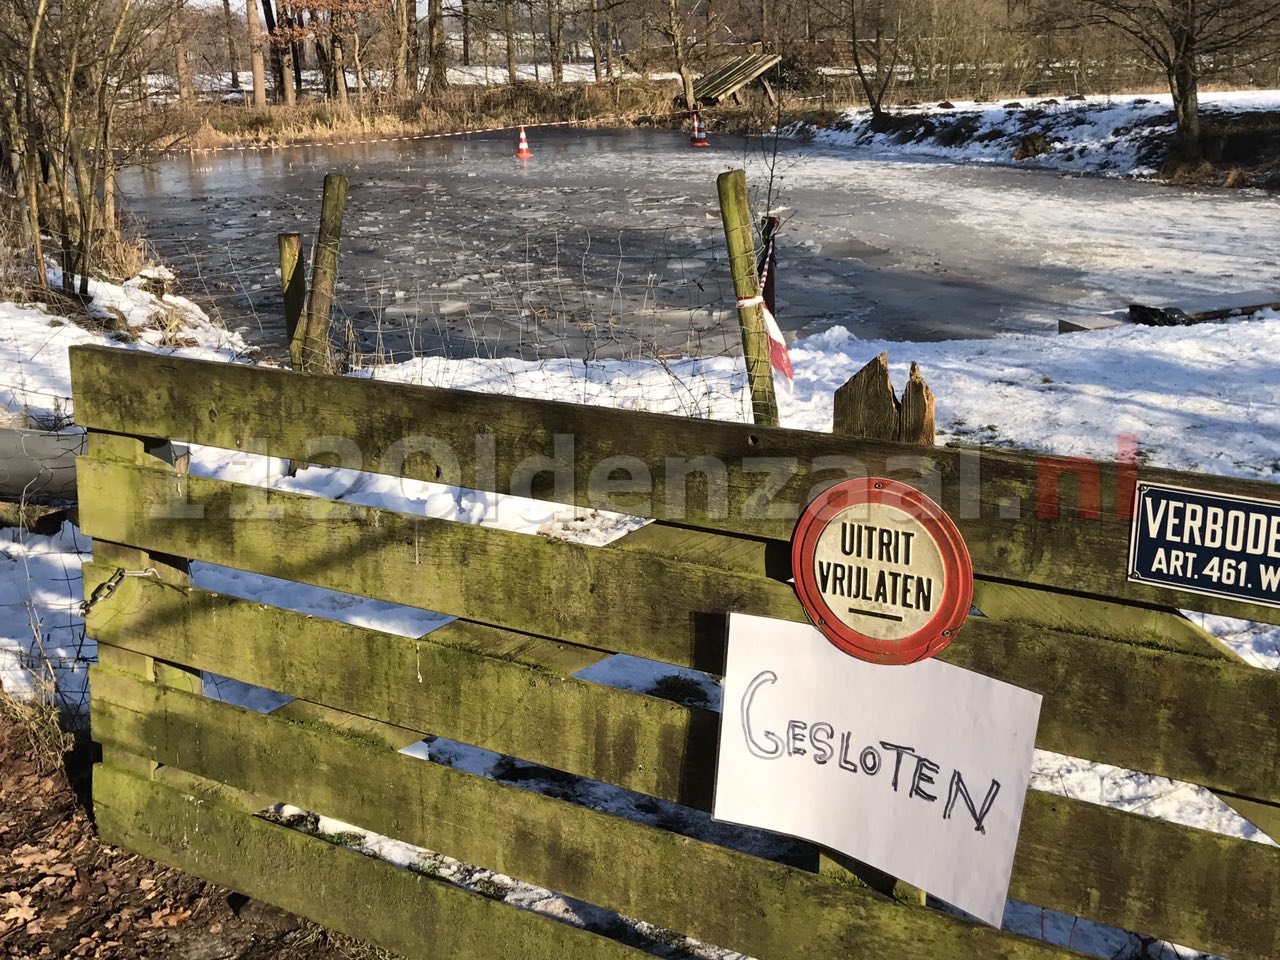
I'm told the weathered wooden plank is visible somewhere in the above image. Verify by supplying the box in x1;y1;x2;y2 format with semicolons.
693;54;782;104
612;522;783;577
68;346;1280;624
92;763;648;960
97;672;1261;960
973;579;1280;836
75;459;1280;806
1215;793;1280;841
620;529;1230;658
84;562;719;807
86;432;203;775
833;351;900;440
971;580;1238;658
74;456;775;671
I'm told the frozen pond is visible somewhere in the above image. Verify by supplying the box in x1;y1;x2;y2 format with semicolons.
119;127;1280;364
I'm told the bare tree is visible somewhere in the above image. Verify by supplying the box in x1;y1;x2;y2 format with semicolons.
426;0;449;92
644;0;709;110
222;0;243;88
246;0;269;105
1041;0;1280;160
504;0;519;82
548;0;564;83
0;0;189;293
848;0;900;117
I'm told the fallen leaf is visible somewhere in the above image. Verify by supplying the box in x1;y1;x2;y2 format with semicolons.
2;900;36;925
148;908;190;928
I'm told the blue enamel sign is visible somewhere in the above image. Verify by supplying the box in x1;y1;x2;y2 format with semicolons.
1128;481;1280;609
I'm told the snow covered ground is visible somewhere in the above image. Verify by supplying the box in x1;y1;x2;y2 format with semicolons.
785;89;1280;178
1;269;1277;958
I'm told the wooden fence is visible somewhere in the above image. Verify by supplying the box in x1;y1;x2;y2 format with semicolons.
71;343;1279;960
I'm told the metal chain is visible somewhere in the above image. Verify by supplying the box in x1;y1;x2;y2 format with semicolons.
79;567;160;618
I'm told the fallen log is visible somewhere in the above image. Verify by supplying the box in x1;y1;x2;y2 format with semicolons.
1129;289;1280;326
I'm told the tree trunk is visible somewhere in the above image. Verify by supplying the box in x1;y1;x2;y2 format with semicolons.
312;14;331;91
1169;29;1202;162
352;29;365;98
504;0;518;83
426;0;448;93
246;0;268;107
605;13;616;78
332;35;348;103
278;8;297;105
588;0;602;81
261;0;286;101
528;1;540;81
668;0;695;110
222;0;242;89
461;0;471;66
175;38;195;104
548;0;563;85
392;0;410;94
406;6;420;92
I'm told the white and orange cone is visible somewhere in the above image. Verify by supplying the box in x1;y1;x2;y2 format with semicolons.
516;126;533;160
689;113;710;148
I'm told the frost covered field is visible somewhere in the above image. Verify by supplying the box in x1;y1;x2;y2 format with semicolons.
1;260;1277;957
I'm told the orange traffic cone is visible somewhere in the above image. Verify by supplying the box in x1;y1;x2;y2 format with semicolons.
689;113;710;148
516;126;533;160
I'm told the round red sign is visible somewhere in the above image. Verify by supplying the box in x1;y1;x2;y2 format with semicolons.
791;477;972;665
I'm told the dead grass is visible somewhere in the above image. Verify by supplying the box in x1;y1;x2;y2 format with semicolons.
165;81;683;150
1222;166;1249;188
0;691;71;777
0;197;42;303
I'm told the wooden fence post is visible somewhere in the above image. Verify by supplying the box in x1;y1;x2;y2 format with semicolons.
278;232;307;370
833;352;935;445
302;173;347;375
716;169;779;429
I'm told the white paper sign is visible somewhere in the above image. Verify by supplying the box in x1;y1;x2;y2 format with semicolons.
714;613;1042;927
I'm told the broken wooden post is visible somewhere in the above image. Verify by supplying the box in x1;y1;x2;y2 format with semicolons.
302;173;347;375
717;169;779;428
833;352;899;440
899;361;936;445
833;353;936;445
278;232;307;369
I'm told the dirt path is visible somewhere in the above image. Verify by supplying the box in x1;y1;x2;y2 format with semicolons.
0;702;398;959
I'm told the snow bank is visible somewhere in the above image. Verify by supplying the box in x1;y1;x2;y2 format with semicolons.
785;90;1280;178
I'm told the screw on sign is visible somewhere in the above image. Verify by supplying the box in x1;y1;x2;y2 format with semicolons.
791;478;973;665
